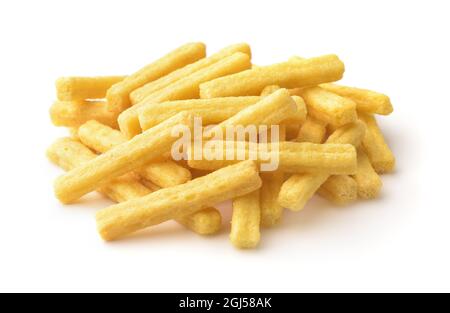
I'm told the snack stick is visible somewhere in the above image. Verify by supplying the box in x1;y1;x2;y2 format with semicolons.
47;138;222;235
353;148;382;199
296;116;328;143
56;76;126;101
199;54;345;98
50;100;119;129
204;89;297;138
278;121;366;211
119;52;251;138
359;113;395;173
96;160;262;241
54;112;193;204
78;120;191;188
320;83;393;115
260;85;281;96
285;96;307;125
230;190;261;249
260;126;285;227
297;86;357;127
318;175;357;205
130;43;251;104
188;141;357;175
139;97;261;131
107;42;206;112
68;128;79;140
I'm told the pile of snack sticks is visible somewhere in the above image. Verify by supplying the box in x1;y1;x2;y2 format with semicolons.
48;42;395;248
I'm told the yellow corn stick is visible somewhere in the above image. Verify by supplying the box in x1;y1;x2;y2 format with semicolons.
260;85;281;96
130;43;251;104
230;190;261;249
320;83;393;115
353;148;383;199
56;76;126;101
119;52;251;138
54;112;193;204
106;42;206;112
278;121;366;211
96;160;262;241
68;128;79;140
297;86;357;127
199;54;345;98
50;100;119;129
296;116;328;143
260;126;286;227
78;120;191;188
318;175;358;205
359;113;395;173
47;138;222;235
188;141;357;175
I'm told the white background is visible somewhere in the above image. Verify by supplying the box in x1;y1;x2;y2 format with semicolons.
0;0;448;292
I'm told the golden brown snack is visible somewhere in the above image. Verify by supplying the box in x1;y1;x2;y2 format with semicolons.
230;190;261;249
296;116;328;143
118;52;251;138
320;83;393;115
78;120;191;188
56;76;126;101
50;100;119;129
199;54;345;98
96;160;262;241
106;42;206;112
359;113;395;173
54;112;193;204
278;121;366;211
297;86;357;127
260;85;281;96
47;138;221;235
318;175;358;205
130;43;251;104
188;141;357;175
353;148;383;199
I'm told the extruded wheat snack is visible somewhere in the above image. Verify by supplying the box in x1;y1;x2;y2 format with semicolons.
119;52;251;138
107;42;206;112
199;54;345;98
56;76;126;101
318;175;358;205
130;43;251;104
297;86;357;127
320;83;393;115
296;116;328;143
47;138;221;235
78;120;191;188
278;121;366;211
353;148;383;199
54;112;193;203
50;100;119;129
230;190;261;249
358;113;395;173
96;161;262;241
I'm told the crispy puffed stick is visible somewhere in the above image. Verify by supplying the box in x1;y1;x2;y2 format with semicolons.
47;138;222;235
106;42;206;112
359;113;395;173
230;190;261;249
50;100;119;129
119;52;251;138
199;54;345;98
54;112;193;204
68;128;79;140
260;85;281;96
353;148;382;199
278;121;366;211
320;83;393;115
130;43;251;104
318;175;358;205
260;126;286;227
78;120;191;188
204;89;297;138
188;141;357;175
56;76;126;101
297;87;357;127
296;116;328;143
96;160;262;241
